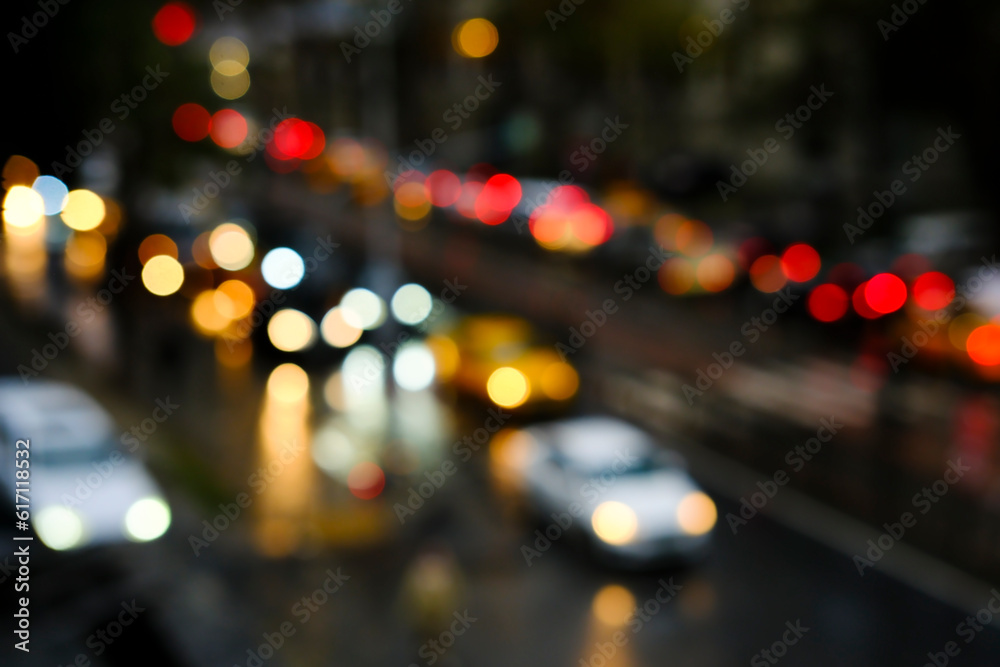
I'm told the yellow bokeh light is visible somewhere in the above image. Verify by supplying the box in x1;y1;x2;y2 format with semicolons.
267;362;310;402
191;290;233;335
215;279;255;319
453;18;499;58
2;185;45;229
591;501;638;546
539;362;579;400
210;37;249;75
591;585;636;626
142;255;185;296
676;492;717;536
320;307;363;348
267;309;317;352
211;69;251;100
486;366;530;408
60;190;105;231
209;222;254;271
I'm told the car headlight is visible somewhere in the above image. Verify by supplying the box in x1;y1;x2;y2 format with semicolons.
676;492;717;536
124;497;171;542
591;501;638;545
35;506;86;551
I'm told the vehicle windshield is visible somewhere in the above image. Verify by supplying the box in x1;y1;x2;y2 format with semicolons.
31;438;118;466
568;451;679;478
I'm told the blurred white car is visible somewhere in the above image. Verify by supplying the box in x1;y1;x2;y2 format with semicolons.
0;379;171;551
498;416;716;566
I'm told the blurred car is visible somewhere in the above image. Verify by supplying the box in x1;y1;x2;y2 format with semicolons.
0;379;171;551
435;314;579;411
494;416;716;567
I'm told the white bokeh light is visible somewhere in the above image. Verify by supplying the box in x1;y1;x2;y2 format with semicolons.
393;342;436;392
261;247;305;289
340;288;386;330
390;283;434;325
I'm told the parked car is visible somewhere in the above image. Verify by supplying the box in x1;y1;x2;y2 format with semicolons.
0;379;171;551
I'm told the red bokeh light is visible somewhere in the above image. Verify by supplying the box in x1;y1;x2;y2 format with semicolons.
852;281;881;319
209;109;247;148
474;174;521;225
172;103;211;142
152;3;197;46
807;284;848;322
912;271;955;311
269;119;314;160
347;462;386;499
864;273;907;314
425;170;462;207
780;243;821;282
300;123;326;160
967;325;1000;366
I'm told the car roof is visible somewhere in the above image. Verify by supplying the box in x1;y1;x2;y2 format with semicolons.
0;379;115;449
532;416;657;469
